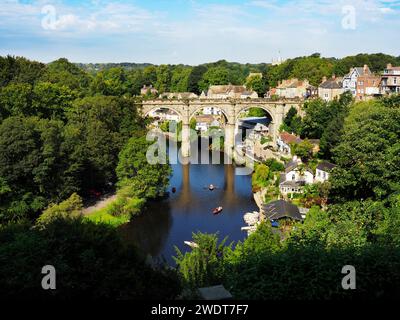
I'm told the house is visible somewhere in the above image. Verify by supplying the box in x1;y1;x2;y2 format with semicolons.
342;65;372;96
194;115;220;131
274;78;311;99
159;92;198;99
140;85;158;96
306;85;318;98
238;117;270;141
279;157;314;195
318;76;344;101
381;64;400;95
276;132;302;155
315;161;336;183
203;106;222;115
148;108;180;123
262;200;303;221
206;85;258;99
356;74;381;101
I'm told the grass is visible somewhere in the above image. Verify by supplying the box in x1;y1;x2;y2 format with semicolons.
85;207;131;227
84;195;145;228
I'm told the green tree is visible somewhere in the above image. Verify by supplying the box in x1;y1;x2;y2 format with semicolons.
170;66;192;92
188;65;207;94
41;58;90;91
330;100;400;202
0;116;67;222
291;139;314;162
281;106;302;134
32;82;76;120
155;65;172;93
174;232;229;290
0;217;181;299
198;66;230;92
116;135;171;199
36;193;83;226
0;83;32;118
245;74;266;96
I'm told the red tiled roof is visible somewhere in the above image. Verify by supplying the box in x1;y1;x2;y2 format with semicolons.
280;132;301;144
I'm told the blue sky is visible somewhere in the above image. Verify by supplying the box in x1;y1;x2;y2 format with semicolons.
0;0;399;64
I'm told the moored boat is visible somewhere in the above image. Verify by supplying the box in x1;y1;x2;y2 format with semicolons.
213;206;223;215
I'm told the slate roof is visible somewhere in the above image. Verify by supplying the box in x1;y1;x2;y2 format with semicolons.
319;79;343;89
317;161;336;172
262;200;302;221
280;180;305;188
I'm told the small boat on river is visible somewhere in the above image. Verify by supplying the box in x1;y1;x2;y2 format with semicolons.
184;241;199;248
171;187;176;193
213;206;223;215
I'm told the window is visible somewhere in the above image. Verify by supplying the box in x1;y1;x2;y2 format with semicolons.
359;81;363;86
394;77;397;85
292;174;295;181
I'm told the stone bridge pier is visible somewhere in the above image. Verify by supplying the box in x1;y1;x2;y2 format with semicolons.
139;99;301;159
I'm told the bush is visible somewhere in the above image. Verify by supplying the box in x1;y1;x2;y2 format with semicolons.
0;218;181;300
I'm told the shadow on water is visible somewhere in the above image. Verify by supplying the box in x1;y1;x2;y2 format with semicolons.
120;138;258;265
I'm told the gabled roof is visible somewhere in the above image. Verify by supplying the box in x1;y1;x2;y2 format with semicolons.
319;78;343;89
279;132;302;144
344;66;371;79
280;180;306;188
208;85;248;95
262;200;302;221
317;161;336;172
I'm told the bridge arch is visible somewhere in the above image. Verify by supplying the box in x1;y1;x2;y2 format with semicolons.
142;105;184;120
188;105;229;122
235;104;276;124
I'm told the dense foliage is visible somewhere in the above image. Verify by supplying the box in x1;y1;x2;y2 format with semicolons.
0;55;178;299
0;217;181;300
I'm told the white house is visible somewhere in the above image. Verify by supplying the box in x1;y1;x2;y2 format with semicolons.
148;108;180;122
203;107;222;115
194;115;220;132
279;157;314;195
342;65;371;96
276;132;302;155
315;162;336;183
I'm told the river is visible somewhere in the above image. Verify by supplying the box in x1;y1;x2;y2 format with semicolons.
120;147;258;265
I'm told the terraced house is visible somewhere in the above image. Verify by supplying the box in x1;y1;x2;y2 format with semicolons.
342;65;372;96
381;63;400;94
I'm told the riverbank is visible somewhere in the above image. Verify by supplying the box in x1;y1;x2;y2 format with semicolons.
83;192;145;227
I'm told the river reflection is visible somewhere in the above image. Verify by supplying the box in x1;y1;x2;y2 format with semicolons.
120;154;258;265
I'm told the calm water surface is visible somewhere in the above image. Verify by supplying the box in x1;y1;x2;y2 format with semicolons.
121;152;258;265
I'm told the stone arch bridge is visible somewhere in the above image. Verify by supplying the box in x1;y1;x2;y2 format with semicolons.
139;99;302;158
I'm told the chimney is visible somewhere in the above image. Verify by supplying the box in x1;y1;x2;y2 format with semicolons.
322;76;327;82
332;74;336;80
387;63;392;69
363;65;369;73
